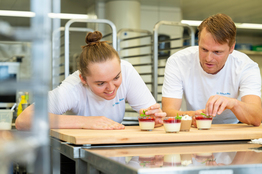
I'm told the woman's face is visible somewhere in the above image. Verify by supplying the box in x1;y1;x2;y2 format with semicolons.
80;57;122;100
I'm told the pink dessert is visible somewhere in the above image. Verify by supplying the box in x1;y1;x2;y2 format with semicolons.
195;115;213;130
138;116;155;131
163;117;181;133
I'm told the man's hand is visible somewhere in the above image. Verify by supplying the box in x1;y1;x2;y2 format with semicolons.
140;103;167;128
205;95;237;116
191;109;206;127
82;116;125;130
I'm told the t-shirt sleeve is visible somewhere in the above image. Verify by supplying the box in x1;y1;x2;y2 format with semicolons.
124;63;156;112
48;78;79;115
162;56;183;99
239;62;261;98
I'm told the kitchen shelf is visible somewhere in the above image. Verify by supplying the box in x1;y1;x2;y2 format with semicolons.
239;50;262;56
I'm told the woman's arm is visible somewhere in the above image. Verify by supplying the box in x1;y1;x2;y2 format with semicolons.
15;104;125;130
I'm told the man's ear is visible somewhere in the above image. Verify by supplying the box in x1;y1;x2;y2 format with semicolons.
230;42;236;54
79;74;87;85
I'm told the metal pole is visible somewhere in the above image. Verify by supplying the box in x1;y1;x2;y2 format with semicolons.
31;0;52;173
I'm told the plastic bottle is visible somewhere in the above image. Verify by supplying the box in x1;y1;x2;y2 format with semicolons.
17;95;27;116
17;91;24;105
25;92;29;104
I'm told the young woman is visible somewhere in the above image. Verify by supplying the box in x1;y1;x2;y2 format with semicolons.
15;31;166;130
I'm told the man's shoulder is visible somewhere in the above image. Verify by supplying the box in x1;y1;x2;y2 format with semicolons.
230;50;257;66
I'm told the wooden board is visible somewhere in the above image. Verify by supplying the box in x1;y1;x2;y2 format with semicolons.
50;124;262;145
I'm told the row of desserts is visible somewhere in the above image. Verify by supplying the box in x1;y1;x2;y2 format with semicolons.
138;114;213;132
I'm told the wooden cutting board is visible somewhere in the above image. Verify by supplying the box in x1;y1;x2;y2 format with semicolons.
50;124;262;145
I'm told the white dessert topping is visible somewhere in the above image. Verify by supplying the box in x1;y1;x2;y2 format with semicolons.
182;115;192;120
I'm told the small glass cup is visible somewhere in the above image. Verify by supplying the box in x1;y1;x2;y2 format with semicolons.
163;117;181;133
180;115;192;132
138;116;155;131
195;115;213;130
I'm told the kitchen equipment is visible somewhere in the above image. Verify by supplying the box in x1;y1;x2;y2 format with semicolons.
0;109;14;130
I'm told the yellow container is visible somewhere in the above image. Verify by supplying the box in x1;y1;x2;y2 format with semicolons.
17;95;27;116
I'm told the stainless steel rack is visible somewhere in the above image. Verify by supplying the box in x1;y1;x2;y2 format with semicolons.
117;29;153;116
153;21;195;102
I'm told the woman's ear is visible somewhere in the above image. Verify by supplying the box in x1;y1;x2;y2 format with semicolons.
79;74;88;86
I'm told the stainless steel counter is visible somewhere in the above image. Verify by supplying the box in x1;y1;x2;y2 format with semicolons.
50;137;262;174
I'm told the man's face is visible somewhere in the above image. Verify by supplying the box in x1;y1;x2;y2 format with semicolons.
199;28;235;74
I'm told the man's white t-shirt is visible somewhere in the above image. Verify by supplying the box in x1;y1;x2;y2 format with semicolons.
162;46;261;124
48;60;156;123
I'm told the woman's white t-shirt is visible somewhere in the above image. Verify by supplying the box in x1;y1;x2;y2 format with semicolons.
48;60;156;123
162;46;261;124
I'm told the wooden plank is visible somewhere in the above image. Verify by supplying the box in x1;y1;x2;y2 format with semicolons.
50;124;262;145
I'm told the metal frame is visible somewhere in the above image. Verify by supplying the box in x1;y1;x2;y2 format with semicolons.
0;0;59;173
117;29;153;115
153;21;195;100
52;27;94;89
64;19;117;79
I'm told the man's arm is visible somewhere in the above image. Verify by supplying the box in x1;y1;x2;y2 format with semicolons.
205;95;262;126
162;97;195;116
15;104;125;130
233;95;262;126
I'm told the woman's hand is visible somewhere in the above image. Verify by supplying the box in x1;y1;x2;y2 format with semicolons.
140;103;167;128
82;116;125;130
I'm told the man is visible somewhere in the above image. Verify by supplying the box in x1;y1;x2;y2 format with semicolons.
162;13;262;126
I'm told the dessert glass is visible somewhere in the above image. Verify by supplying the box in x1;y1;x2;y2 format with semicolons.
163;117;181;133
180;154;192;166
138;116;155;131
195;115;213;130
163;154;181;167
180;115;192;132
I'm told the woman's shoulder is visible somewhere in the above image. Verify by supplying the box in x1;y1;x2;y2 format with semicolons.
58;70;84;90
120;59;133;68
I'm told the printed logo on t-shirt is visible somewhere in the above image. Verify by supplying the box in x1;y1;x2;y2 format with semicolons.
216;92;231;95
112;98;125;107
